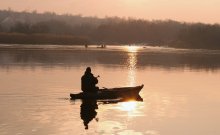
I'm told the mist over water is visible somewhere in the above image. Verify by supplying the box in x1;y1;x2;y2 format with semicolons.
0;45;220;135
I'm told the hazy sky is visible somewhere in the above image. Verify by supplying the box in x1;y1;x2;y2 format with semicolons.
0;0;220;23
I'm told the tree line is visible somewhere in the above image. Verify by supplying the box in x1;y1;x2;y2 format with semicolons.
0;9;220;49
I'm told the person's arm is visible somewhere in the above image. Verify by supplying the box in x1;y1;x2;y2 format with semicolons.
92;74;98;84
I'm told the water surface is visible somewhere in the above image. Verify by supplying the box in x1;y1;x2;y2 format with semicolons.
0;45;220;135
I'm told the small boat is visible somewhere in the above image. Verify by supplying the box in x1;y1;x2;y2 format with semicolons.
70;84;144;100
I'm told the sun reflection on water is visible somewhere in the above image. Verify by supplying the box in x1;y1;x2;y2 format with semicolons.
126;48;138;86
126;46;140;53
124;46;142;86
119;101;137;111
127;52;137;86
115;101;144;117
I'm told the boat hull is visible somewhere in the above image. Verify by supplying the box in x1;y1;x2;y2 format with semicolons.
70;84;144;100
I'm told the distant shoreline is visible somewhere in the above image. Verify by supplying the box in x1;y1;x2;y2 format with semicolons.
1;43;220;53
1;32;220;50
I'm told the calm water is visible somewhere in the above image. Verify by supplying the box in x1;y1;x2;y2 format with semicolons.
0;45;220;135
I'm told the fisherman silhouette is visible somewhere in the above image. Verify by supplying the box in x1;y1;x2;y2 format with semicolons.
81;67;99;93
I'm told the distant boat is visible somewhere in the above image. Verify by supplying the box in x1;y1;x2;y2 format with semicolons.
70;84;144;100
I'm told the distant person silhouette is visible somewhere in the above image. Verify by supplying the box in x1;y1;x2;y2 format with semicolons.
81;67;99;93
80;99;98;129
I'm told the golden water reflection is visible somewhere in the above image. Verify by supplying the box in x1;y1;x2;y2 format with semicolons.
119;101;137;112
115;101;144;117
126;46;141;53
126;46;138;86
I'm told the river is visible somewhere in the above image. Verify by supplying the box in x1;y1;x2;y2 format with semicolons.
0;45;220;135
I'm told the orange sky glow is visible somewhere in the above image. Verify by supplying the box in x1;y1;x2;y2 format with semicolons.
0;0;220;23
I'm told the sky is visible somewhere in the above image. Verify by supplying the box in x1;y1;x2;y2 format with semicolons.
0;0;220;24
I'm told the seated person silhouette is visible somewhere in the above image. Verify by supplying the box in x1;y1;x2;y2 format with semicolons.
81;67;99;93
